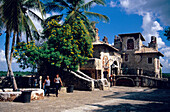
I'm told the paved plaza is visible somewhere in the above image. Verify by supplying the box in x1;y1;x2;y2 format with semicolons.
0;86;170;112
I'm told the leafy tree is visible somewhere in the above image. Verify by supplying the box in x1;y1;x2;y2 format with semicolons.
45;0;109;40
164;27;170;40
0;0;44;90
14;18;93;71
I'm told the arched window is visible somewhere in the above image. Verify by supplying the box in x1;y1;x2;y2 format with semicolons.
127;39;134;50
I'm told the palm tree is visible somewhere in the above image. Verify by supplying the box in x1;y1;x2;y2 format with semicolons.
45;0;109;40
0;0;44;90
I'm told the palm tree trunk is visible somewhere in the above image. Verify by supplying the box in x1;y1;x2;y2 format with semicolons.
5;30;18;91
7;32;16;76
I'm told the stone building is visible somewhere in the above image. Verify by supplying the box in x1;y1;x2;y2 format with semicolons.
80;29;122;80
114;33;164;78
80;31;164;80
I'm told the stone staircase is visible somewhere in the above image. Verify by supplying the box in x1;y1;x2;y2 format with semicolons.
72;70;110;91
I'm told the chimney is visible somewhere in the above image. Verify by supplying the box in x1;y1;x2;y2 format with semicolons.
114;35;122;50
95;28;99;42
103;36;108;44
149;36;158;50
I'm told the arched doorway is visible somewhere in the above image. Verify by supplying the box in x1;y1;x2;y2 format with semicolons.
111;61;118;75
116;78;135;87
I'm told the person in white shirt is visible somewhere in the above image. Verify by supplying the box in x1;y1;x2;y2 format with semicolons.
54;74;63;97
43;76;50;96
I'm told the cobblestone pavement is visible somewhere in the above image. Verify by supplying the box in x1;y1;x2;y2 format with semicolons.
0;86;170;112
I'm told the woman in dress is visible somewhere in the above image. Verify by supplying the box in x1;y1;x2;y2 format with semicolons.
54;74;63;97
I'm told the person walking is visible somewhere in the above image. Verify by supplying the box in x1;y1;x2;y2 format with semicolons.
54;74;63;97
43;76;51;96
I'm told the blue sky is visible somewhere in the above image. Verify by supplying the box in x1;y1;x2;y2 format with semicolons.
0;0;170;72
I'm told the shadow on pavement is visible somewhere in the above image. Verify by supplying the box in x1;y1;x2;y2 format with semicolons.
87;102;169;112
103;88;170;103
87;88;170;112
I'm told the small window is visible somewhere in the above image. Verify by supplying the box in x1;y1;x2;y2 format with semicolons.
148;58;152;64
125;54;128;61
127;39;134;50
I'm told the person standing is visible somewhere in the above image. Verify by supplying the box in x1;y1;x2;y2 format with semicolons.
109;74;113;87
43;76;51;96
54;74;63;97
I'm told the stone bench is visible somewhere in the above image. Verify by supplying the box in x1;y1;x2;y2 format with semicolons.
0;88;44;102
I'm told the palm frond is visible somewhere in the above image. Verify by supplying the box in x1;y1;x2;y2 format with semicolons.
28;9;43;23
80;0;106;11
45;2;65;13
23;0;38;9
64;10;75;24
24;14;40;40
54;0;70;8
37;0;45;22
84;11;109;23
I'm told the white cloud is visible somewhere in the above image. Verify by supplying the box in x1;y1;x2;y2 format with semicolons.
119;0;170;25
160;57;170;69
0;49;18;63
110;1;117;7
120;0;130;8
0;50;6;62
141;13;165;48
160;47;170;59
0;49;30;71
160;47;170;72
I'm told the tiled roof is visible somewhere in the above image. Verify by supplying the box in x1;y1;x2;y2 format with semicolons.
135;47;164;57
93;41;119;51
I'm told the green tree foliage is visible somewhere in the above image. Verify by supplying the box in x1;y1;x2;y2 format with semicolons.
45;0;109;41
14;18;93;71
164;27;170;40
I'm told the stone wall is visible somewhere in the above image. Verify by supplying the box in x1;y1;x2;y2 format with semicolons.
0;76;40;89
115;75;168;88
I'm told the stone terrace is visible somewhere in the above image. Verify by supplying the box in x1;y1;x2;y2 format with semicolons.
0;86;170;112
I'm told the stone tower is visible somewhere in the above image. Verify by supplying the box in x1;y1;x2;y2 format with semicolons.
114;35;122;50
149;36;158;50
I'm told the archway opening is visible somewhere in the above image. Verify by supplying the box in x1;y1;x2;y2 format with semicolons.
116;78;135;87
111;61;118;75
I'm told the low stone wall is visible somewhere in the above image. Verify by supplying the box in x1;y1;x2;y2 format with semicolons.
0;88;44;102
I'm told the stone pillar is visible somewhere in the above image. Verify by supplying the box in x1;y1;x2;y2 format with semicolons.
137;68;139;75
91;80;94;91
140;69;143;75
120;69;123;75
39;76;42;89
135;77;140;87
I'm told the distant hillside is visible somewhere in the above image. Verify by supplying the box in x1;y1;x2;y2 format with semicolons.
162;73;170;78
0;71;33;77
